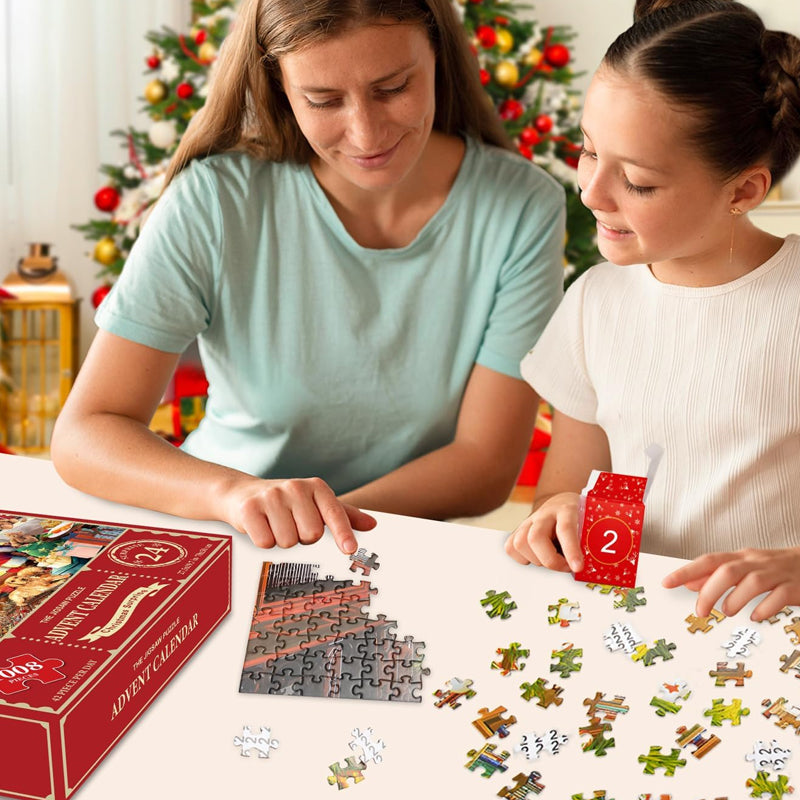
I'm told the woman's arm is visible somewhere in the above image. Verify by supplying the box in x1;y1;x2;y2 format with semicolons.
504;409;611;572
338;364;540;519
51;331;374;552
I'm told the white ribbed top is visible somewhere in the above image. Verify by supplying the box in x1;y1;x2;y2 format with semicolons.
521;234;800;559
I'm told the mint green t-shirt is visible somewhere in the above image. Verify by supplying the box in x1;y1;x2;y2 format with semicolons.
95;138;565;493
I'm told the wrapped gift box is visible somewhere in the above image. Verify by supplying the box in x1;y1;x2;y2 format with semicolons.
0;510;231;800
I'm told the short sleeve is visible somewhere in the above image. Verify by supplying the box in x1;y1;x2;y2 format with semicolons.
520;270;599;423
476;174;566;379
94;161;222;353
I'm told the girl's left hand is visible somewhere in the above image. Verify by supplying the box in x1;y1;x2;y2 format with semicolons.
662;547;800;622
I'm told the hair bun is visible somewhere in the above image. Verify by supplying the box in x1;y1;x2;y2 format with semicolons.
761;30;800;131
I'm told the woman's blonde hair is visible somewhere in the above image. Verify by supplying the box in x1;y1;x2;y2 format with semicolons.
165;0;511;186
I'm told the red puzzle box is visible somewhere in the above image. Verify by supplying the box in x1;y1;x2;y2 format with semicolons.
0;509;231;800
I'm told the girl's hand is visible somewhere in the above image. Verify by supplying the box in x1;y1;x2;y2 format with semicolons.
662;547;800;622
504;492;584;573
223;477;377;554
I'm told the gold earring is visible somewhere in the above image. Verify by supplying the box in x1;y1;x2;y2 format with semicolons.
729;207;742;265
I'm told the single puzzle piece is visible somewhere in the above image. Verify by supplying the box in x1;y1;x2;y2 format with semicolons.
472;705;517;739
585;583;616;594
703;697;750;726
721;626;761;658
746;770;794;799
327;756;367;789
602;621;642;654
578;716;615;757
709;661;752;687
638;796;673;800
547;597;581;627
571;792;614;800
348;727;386;764
583;692;629;721
779;650;800;677
746;739;793;773
550;642;583;678
651;696;684;717
764;607;795;624
784;617;800;645
763;698;800;735
520;677;564;708
233;725;279;758
675;723;721;758
637;746;687;776
0;653;67;695
658;679;692;703
685;608;726;633
348;548;380;576
516;728;569;760
631;638;677;667
492;642;530;675
497;771;545;798
433;676;476;709
612;585;646;613
464;743;510;777
481;589;518;619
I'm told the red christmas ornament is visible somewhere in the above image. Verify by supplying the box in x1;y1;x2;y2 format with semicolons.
519;126;542;146
518;144;534;160
176;82;194;100
146;54;161;70
534;114;554;133
479;68;491;86
544;43;570;68
194;30;207;45
498;99;524;121
93;186;120;213
476;25;497;49
91;284;113;309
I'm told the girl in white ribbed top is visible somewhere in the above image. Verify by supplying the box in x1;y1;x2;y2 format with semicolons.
506;0;800;622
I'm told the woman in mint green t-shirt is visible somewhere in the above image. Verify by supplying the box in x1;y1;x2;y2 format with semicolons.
52;0;565;553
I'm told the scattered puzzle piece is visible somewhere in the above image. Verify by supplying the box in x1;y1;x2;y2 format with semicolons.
233;725;279;758
745;770;794;799
348;548;380;576
632;638;677;666
764;607;794;624
721;626;761;658
472;706;517;739
746;739;792;773
612;586;646;613
433;676;476;709
481;589;518;619
703;697;750;726
709;661;752;687
497;771;545;798
675;723;721;758
763;698;800;735
658;679;691;703
779;650;800;677
585;583;616;594
465;743;510;777
583;692;629;721
349;728;385;764
784;617;800;645
516;728;569;760
327;756;367;789
493;642;530;675
651;696;683;717
685;608;726;633
571;793;615;800
547;597;581;627
578;716;615;757
637;746;687;776
638;795;673;800
602;621;643;654
550;642;583;678
520;677;564;708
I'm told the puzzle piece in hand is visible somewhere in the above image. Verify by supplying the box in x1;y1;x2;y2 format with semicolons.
516;728;569;760
685;608;726;633
550;642;582;678
764;607;794;624
520;677;564;708
481;589;517;619
703;697;750;726
233;725;279;758
631;638;676;666
547;597;581;627
603;621;643;654
780;650;800;677
433;676;476;709
746;739;792;773
784;617;800;645
709;661;752;687
498;771;545;798
349;727;386;764
675;724;721;758
637;746;687;776
721;626;761;658
745;770;794;799
327;757;367;789
472;706;517;739
492;642;530;675
0;654;66;695
763;698;800;735
612;586;647;612
348;548;380;576
464;743;510;777
578;716;615;757
583;692;629;721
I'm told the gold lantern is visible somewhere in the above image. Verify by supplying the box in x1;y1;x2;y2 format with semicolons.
0;244;80;453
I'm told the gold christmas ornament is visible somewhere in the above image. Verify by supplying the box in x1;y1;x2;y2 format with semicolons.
198;42;218;62
144;79;168;104
495;29;514;54
93;237;121;266
524;47;543;66
494;59;520;88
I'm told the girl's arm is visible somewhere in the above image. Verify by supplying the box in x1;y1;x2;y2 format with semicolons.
50;331;375;552
504;409;611;572
338;364;540;519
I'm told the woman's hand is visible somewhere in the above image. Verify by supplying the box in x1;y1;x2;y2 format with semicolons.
662;547;800;622
223;476;377;554
504;492;584;573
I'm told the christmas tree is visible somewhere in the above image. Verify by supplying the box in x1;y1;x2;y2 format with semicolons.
75;0;597;300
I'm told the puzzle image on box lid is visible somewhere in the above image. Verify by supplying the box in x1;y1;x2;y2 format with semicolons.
239;561;429;702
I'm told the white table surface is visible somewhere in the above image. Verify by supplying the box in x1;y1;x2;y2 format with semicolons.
1;453;796;799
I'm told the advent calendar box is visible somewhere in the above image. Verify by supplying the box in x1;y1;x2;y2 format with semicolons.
0;510;231;800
